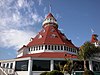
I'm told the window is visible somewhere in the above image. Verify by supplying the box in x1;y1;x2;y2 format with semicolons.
42;29;45;33
50;34;57;38
10;63;13;69
32;60;50;71
15;60;28;71
36;46;38;50
61;46;63;50
51;45;53;50
42;45;43;50
29;47;32;51
6;63;9;68
45;45;47;50
54;60;66;71
51;29;55;32
55;45;57;50
92;61;100;71
73;61;84;71
66;47;68;51
48;45;50;50
58;46;60;50
3;64;5;68
39;46;40;50
64;46;66;50
33;47;35;51
38;35;42;39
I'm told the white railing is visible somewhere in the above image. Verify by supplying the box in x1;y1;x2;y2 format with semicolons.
0;67;18;75
0;67;7;75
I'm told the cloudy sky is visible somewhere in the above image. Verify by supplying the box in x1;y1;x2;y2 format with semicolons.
0;0;100;60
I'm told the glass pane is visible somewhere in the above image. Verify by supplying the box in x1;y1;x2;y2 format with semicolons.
73;60;84;71
54;60;66;71
10;63;13;69
15;60;28;71
32;60;50;71
92;61;100;71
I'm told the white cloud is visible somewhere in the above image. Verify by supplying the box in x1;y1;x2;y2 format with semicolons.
38;0;42;5
32;13;43;23
0;0;43;50
17;0;25;7
0;29;36;49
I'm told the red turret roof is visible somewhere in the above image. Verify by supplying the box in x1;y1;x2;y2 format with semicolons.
27;13;76;48
46;13;56;20
27;25;76;48
91;34;98;43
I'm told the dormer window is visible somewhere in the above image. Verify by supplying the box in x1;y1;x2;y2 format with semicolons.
50;34;57;38
51;29;55;32
38;35;42;39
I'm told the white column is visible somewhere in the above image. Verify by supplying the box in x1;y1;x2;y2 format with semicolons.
50;60;54;71
89;60;93;71
28;58;33;75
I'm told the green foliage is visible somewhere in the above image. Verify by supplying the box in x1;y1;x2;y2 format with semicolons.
58;59;75;75
78;41;99;71
40;71;48;75
46;70;64;75
78;41;97;60
83;70;94;75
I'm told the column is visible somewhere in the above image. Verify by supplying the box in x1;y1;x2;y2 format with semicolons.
28;58;33;75
89;60;93;71
50;60;54;71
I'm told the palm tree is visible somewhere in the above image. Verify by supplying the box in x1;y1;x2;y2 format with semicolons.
59;59;76;75
78;41;99;71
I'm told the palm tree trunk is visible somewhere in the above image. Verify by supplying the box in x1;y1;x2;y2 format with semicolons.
84;60;87;71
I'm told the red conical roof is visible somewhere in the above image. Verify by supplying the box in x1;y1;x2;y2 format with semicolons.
46;13;56;20
27;25;76;48
91;34;98;43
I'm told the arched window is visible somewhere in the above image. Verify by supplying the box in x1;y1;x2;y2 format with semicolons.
45;45;47;50
58;45;60;50
42;45;43;50
55;45;57;50
48;45;50;50
64;46;66;50
39;46;40;50
51;45;53;50
61;46;63;50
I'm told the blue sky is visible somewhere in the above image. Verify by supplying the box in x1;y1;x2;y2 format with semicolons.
0;0;100;60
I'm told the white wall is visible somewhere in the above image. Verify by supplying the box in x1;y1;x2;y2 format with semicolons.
16;71;28;75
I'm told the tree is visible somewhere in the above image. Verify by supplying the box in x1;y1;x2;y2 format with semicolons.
59;59;77;75
78;41;99;71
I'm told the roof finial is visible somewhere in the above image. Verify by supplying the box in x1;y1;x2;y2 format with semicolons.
49;4;52;13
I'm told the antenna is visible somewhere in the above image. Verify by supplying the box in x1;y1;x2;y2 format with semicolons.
49;4;52;13
91;28;94;34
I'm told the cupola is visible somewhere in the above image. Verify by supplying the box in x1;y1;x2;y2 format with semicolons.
42;13;58;28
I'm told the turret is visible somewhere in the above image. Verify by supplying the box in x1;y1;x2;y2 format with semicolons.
42;13;58;28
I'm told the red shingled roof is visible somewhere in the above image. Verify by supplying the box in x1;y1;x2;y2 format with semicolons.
91;34;98;43
27;13;76;48
27;25;76;48
18;52;77;59
46;13;56;21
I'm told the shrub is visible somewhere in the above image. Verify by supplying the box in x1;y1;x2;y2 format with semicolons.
40;71;48;75
83;70;94;75
46;70;64;75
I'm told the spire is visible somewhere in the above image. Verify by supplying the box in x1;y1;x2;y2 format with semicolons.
49;5;52;13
